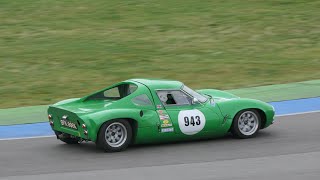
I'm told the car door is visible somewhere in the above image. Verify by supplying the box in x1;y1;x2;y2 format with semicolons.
156;90;222;139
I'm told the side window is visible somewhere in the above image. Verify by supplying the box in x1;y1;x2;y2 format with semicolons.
132;94;153;106
104;87;120;99
157;90;192;106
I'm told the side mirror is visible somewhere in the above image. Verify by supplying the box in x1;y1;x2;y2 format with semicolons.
192;97;199;104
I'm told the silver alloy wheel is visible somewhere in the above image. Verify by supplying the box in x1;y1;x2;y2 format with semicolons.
238;111;259;136
105;122;127;148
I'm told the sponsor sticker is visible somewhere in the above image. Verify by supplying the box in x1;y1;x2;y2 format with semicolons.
161;127;174;133
157;110;174;130
161;119;172;127
161;123;173;128
163;120;169;124
160;115;170;120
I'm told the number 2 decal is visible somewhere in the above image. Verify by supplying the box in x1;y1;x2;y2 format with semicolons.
184;116;201;126
178;110;206;135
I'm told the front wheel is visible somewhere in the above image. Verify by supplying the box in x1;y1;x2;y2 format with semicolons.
231;109;261;138
96;119;132;152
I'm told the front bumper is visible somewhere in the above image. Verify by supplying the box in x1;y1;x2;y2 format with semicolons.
263;107;276;128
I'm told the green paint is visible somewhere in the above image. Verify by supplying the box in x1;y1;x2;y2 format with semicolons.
47;79;274;144
0;79;319;126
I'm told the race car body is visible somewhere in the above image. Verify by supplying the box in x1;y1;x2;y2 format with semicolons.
48;79;275;152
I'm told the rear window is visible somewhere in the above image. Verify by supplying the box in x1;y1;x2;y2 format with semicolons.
104;87;120;98
132;94;153;106
86;83;138;100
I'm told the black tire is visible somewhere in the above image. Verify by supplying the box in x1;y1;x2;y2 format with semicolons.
231;109;261;139
55;131;79;144
96;119;132;152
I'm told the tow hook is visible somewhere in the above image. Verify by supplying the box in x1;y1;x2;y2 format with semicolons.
56;133;69;139
57;133;64;139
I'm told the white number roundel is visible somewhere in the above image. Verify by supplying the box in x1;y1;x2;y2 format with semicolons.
178;110;206;135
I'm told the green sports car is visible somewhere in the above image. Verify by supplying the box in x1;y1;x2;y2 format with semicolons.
48;79;275;152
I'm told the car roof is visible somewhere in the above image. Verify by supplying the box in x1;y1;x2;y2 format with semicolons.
127;78;183;90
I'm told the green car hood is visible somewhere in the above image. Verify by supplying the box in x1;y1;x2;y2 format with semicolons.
197;89;239;102
198;89;274;122
52;98;116;114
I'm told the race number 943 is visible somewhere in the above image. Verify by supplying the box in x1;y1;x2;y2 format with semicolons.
184;116;201;126
178;110;206;135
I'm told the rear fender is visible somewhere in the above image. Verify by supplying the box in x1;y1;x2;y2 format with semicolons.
83;108;158;142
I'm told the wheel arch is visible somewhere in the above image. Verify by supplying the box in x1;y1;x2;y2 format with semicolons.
96;117;138;144
217;98;272;130
253;108;267;129
120;118;138;144
228;108;267;132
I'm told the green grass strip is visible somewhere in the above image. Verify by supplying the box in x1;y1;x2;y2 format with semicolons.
0;80;319;125
1;0;320;108
227;79;320;102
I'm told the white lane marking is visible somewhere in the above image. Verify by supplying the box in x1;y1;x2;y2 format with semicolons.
0;135;55;141
275;110;320;117
0;110;319;141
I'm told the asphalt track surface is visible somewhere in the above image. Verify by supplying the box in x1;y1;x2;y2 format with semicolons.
0;112;319;180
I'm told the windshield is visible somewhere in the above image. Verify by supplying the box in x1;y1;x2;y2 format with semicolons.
181;85;208;103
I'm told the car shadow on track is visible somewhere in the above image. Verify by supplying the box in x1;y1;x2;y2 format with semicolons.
52;130;274;154
130;131;274;150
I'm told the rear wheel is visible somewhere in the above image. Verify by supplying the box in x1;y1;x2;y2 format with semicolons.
96;119;132;152
231;109;261;138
